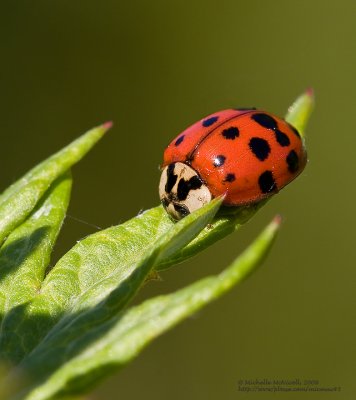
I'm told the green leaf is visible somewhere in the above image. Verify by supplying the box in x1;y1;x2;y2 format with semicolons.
0;198;222;369
156;200;267;270
0;173;72;363
5;197;262;363
0;123;111;245
1;198;223;399
285;88;314;137
15;217;280;400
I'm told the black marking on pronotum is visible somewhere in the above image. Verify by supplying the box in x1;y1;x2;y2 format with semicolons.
249;137;271;161
251;113;278;130
286;150;299;173
275;130;290;147
173;203;190;217
258;170;277;194
224;173;236;182
165;163;178;193
175;135;185;146
222;126;239;140
177;175;203;201
287;122;301;139
202;116;219;127
161;198;169;208
213;155;226;167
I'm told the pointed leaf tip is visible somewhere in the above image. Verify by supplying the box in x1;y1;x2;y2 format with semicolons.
0;123;111;245
305;87;314;98
268;215;282;235
273;214;282;226
285;89;314;137
102;121;113;130
254;215;281;244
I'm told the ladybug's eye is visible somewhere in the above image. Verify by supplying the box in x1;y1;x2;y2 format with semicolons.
172;203;190;218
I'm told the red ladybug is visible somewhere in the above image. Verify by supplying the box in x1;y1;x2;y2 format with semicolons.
159;108;307;220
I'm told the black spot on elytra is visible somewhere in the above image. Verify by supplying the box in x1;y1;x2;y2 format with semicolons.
222;126;239;140
224;173;236;182
177;175;203;201
165;164;177;193
251;113;278;130
202;116;219;127
286;150;299;173
288;122;301;139
175;135;185;146
213;155;226;167
173;203;190;218
258;171;277;194
249;137;271;161
275;130;290;147
234;107;257;111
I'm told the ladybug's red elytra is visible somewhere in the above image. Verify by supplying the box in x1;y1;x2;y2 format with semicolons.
159;108;307;220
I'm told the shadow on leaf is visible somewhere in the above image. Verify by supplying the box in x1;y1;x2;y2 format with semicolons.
0;228;50;284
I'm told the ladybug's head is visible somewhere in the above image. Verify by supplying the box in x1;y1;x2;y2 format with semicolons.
159;162;212;220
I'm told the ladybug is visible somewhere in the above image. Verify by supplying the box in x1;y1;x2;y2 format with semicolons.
159;108;307;220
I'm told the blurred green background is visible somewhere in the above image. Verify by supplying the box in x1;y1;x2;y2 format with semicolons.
1;1;355;399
